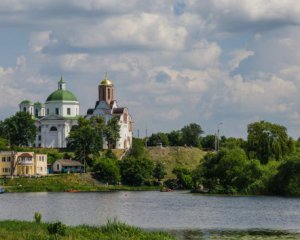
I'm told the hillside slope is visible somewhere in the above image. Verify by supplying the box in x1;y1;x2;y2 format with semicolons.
147;146;206;178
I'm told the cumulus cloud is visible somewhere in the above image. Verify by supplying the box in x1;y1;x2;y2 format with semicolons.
229;49;254;71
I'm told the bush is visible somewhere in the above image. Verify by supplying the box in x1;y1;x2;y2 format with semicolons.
34;212;42;224
93;157;120;184
120;157;154;186
47;221;66;237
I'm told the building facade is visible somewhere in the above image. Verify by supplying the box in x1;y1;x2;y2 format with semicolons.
86;74;133;149
19;77;80;148
0;151;47;176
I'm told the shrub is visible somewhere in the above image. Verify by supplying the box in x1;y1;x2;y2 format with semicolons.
34;212;42;224
47;221;66;238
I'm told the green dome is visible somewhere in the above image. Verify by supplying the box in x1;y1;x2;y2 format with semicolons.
46;90;78;102
20;100;33;105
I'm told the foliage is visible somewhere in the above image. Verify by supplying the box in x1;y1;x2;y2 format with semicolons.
167;130;182;146
147;132;169;146
172;167;193;189
128;138;149;159
93;157;121;184
105;149;117;160
47;221;66;237
247;121;294;164
181;123;204;147
195;148;268;194
270;154;300;196
0;220;175;240
221;137;247;150
120;157;154;186
153;161;166;181
34;212;42;224
0;112;36;146
103;116;121;148
67;117;103;165
201;135;215;149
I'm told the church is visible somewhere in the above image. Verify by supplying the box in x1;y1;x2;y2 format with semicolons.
86;74;133;149
19;74;132;149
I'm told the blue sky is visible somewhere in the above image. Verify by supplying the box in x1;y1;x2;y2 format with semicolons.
1;0;300;138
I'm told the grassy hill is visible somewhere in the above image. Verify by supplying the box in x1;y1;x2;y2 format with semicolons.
147;146;207;178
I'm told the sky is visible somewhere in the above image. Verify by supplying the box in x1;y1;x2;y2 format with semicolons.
1;0;300;139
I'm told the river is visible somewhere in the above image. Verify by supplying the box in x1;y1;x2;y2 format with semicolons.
0;191;299;238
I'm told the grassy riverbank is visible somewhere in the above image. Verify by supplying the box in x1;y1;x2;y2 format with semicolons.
0;174;160;193
0;220;174;240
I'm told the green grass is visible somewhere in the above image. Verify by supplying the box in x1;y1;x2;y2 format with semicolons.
0;219;175;240
147;146;206;178
0;174;160;193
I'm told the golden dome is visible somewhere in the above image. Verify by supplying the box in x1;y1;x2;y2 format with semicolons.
100;72;113;86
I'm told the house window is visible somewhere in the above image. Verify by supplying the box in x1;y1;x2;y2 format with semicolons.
38;135;41;141
7;157;10;162
55;108;59;115
50;126;57;131
2;157;5;162
67;108;71;115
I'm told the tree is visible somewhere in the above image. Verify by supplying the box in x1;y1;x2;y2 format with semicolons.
103;116;120;148
247;121;294;164
153;161;166;181
271;154;300;196
181;123;203;147
167;130;182;146
93;157;120;184
0;112;36;147
120;157;154;186
67;117;103;166
201;135;216;149
148;133;169;147
172;167;193;189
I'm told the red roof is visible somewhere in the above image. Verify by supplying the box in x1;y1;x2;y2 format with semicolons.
18;153;33;158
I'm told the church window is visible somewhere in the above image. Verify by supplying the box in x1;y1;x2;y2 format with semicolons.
35;109;38;117
108;88;110;99
57;164;59;170
23;107;26;112
67;108;71;115
47;108;49;115
38;135;41;141
50;126;57;131
55;108;59;115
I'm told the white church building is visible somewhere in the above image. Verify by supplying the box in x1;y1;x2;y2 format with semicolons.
19;77;80;148
19;75;132;150
86;74;133;149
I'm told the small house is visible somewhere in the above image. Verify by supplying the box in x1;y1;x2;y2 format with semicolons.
52;159;84;173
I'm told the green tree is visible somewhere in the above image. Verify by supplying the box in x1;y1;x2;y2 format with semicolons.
67;117;103;166
153;161;166;181
221;137;247;150
120;157;154;186
0;112;36;146
148;133;169;147
181;123;203;147
247;121;294;164
172;167;193;189
104;116;120;148
201;135;216;149
93;157;120;184
167;130;182;146
271;154;300;196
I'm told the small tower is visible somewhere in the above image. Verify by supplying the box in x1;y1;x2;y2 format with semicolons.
58;76;66;90
98;72;114;105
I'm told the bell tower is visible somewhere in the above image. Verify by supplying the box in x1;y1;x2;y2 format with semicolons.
98;72;114;105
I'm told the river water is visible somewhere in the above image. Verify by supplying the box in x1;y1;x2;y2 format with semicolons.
0;191;299;237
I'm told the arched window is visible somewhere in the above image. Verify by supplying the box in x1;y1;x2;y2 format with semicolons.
23;107;26;112
108;88;110;99
50;126;58;131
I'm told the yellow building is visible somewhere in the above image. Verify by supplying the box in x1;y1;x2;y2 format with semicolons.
0;152;47;177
